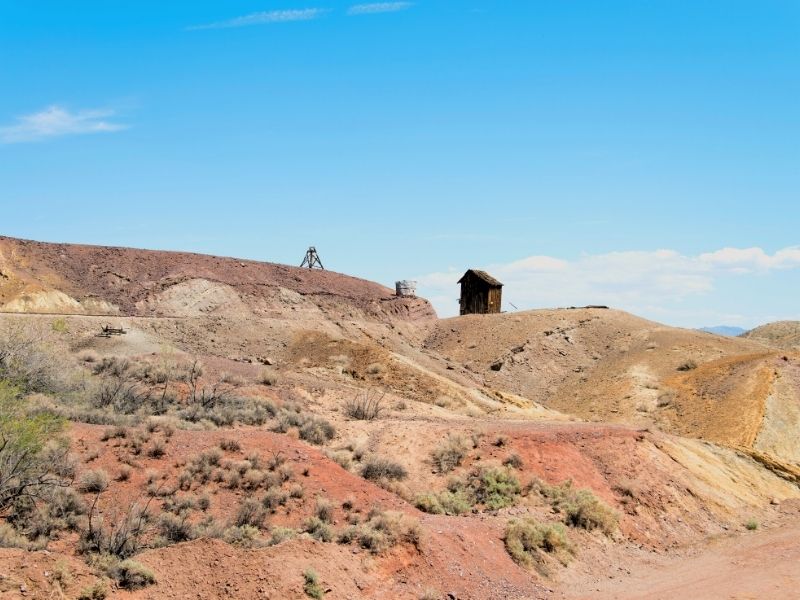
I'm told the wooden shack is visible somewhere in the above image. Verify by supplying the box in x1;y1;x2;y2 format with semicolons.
458;269;503;315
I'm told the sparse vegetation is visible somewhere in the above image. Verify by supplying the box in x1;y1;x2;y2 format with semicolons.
503;453;524;470
360;457;408;482
504;518;571;567
431;433;470;474
415;465;522;514
109;558;156;590
0;380;71;516
79;470;110;493
533;479;618;535
220;438;242;452
235;498;267;528
343;389;386;420
303;569;325;599
77;582;109;600
462;465;521;510
677;360;698;371
303;517;333;542
746;519;759;531
414;489;471;516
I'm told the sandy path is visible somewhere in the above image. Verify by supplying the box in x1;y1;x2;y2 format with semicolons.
569;525;800;599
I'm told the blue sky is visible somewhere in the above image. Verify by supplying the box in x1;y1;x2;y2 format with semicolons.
1;1;798;326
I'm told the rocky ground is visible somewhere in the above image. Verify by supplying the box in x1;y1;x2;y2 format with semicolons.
0;236;799;600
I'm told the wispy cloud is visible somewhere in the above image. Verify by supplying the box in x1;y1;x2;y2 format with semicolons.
0;105;127;144
188;8;327;30
347;2;413;15
416;246;800;321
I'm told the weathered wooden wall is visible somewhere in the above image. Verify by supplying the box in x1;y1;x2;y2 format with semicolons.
459;273;502;315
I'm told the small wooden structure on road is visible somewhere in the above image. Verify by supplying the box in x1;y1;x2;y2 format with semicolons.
458;269;503;315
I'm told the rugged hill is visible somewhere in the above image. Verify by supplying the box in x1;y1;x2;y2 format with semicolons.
423;308;800;466
743;321;800;350
0;236;434;322
1;236;799;599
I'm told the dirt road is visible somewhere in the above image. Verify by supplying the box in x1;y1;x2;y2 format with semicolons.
570;524;800;599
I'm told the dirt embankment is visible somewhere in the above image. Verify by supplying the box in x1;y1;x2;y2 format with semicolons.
743;320;800;350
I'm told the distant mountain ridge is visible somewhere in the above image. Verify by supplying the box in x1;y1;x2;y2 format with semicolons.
699;325;747;337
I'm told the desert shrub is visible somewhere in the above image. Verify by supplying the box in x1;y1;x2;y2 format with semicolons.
290;484;304;499
326;450;352;471
220;372;246;386
0;522;34;549
197;493;211;511
269;526;296;546
266;451;286;471
0;381;71;515
242;469;266;491
220;438;241;452
360;457;407;482
492;435;508;447
218;524;261;547
0;322;69;393
536;480;618;535
77;582;109;600
461;466;520;510
110;426;128;439
79;470;110;493
303;569;325;599
343;390;386;421
677;360;698;371
504;518;570;567
226;471;241;490
109;559;156;590
413;489;471;516
431;434;470;474
503;453;524;470
147;440;166;459
116;466;132;482
258;370;278;386
314;497;333;523
278;463;294;482
158;512;195;543
336;525;359;544
303;517;333;542
746;519;759;531
13;486;88;539
365;362;386;376
355;511;420;554
80;497;154;559
235;498;267;528
79;351;99;364
262;489;289;510
299;417;336;445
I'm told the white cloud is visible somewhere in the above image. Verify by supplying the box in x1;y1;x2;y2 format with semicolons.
416;246;800;320
699;247;800;271
188;9;327;30
347;2;413;15
0;105;126;144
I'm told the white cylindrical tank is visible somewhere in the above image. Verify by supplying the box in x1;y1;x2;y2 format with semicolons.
395;280;417;297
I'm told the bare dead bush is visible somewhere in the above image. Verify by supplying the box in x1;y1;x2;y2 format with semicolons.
431;434;470;474
343;390;386;421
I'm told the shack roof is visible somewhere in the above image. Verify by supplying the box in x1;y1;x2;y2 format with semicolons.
458;269;503;287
